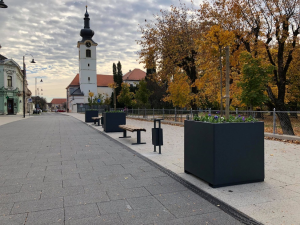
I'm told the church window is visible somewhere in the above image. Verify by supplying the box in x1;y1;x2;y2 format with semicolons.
86;49;91;58
7;76;12;87
88;77;90;82
88;64;90;67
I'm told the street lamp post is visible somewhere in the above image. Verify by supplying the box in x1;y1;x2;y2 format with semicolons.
35;78;43;113
0;0;8;8
23;54;36;118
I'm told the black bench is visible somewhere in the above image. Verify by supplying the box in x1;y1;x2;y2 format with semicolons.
119;125;146;145
92;117;101;126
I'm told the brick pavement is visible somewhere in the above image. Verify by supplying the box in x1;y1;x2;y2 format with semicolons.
0;113;248;225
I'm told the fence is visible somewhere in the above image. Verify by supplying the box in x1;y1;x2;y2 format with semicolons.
125;108;300;137
76;104;108;113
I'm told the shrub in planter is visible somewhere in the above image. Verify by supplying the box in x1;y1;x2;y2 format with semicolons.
184;114;264;188
85;110;99;122
103;111;126;132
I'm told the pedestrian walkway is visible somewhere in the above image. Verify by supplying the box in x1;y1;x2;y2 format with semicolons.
0;114;32;127
67;112;300;225
0;114;246;224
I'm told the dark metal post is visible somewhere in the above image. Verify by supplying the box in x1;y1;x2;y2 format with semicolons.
23;56;26;118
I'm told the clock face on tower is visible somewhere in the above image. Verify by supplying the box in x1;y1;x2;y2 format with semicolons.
85;42;91;47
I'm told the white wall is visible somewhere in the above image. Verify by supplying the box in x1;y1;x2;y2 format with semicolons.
97;87;113;99
124;80;138;87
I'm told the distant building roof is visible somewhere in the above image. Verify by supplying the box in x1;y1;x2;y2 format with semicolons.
0;54;7;61
51;98;67;104
123;68;146;81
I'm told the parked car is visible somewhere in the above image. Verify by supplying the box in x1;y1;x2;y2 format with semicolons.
33;108;42;114
56;109;66;112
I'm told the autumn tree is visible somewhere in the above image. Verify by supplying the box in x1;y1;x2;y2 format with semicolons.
198;0;300;135
163;69;194;108
117;83;134;107
137;3;204;109
195;25;237;109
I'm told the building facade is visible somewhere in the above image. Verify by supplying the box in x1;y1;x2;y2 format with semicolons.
0;55;31;115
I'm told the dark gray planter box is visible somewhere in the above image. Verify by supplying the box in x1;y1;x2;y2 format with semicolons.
85;110;99;122
184;120;264;188
103;112;126;132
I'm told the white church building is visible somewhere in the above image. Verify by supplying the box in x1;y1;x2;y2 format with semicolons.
66;7;146;113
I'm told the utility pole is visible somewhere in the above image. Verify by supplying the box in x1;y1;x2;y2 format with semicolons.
225;46;230;120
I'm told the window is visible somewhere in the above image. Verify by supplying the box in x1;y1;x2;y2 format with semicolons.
88;77;90;82
86;49;91;58
88;63;90;67
7;76;12;87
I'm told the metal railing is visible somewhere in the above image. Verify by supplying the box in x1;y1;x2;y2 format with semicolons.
125;108;300;137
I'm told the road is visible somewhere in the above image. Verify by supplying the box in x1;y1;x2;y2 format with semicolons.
0;113;246;224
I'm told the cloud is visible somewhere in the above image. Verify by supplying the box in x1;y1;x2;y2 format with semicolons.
0;0;203;102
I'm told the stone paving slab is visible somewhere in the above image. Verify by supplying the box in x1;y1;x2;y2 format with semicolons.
67;112;300;225
0;113;249;224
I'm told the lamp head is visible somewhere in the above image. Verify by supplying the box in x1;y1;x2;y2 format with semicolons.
31;59;36;63
0;0;8;8
40;79;43;82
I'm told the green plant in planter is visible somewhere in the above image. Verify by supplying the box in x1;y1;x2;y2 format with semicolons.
108;110;124;113
194;113;257;123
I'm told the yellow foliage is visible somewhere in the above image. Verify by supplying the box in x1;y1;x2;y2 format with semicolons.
164;69;194;108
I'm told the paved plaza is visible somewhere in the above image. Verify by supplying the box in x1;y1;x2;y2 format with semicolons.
67;113;300;225
0;114;248;225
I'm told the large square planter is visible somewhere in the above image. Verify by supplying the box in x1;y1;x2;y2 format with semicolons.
85;110;99;122
184;120;264;188
103;112;126;132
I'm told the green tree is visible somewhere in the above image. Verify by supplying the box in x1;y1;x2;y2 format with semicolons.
135;79;152;108
117;83;134;107
238;52;273;110
111;61;123;108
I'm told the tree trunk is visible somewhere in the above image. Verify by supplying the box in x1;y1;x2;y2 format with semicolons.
276;112;294;135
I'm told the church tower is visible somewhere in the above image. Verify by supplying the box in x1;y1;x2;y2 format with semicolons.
77;6;98;102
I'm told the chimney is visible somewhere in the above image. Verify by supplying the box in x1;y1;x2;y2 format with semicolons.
129;70;131;72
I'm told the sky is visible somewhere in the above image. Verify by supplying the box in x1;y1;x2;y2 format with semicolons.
0;0;202;102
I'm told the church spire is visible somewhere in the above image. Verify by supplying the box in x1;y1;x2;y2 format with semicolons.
80;5;94;41
84;6;90;28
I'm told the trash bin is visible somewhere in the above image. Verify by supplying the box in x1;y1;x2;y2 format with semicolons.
152;119;163;154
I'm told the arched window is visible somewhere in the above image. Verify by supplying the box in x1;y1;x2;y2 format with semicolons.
86;49;91;58
7;76;12;87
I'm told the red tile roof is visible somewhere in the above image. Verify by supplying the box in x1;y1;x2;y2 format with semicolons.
123;68;146;81
67;69;146;89
97;74;114;86
67;74;80;88
51;98;67;104
66;74;114;88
